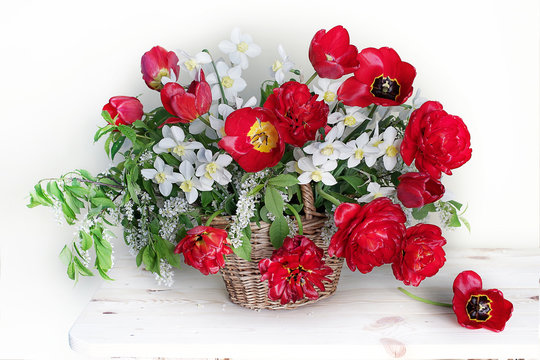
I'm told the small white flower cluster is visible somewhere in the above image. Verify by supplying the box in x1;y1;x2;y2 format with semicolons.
123;191;154;256
158;196;194;242
138;150;153;165
228;169;269;248
154;259;174;287
434;201;457;231
320;214;338;246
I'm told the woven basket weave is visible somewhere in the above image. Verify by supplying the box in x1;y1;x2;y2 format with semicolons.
214;183;344;310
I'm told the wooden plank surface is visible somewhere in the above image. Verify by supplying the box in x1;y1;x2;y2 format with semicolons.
69;248;540;359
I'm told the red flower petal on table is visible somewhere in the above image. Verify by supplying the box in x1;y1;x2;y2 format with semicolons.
328;197;406;273
401;101;472;179
392;224;446;286
141;45;180;91
308;25;360;79
102;96;143;126
397;172;445;208
174;226;232;275
259;235;333;305
337;47;416;107
218;107;285;172
452;270;513;332
264;81;329;147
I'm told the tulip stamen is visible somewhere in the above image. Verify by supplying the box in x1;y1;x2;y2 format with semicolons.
370;75;401;101
466;294;493;322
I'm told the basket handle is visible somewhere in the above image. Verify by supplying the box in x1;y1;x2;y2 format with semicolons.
300;183;325;220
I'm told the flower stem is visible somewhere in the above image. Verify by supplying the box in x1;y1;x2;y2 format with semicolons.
205;209;224;227
198;115;211;127
316;182;341;207
304;72;318;86
285;203;303;235
368;104;378;118
397;287;452;308
202;49;228;106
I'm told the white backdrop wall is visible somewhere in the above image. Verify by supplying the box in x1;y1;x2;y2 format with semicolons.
0;0;538;359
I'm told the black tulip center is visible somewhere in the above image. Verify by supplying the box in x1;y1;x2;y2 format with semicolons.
371;75;400;101
466;294;492;322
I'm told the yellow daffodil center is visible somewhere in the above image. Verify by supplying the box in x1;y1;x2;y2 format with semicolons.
184;59;197;71
321;144;334;156
272;60;283;72
311;170;323;182
206;162;218;174
372;140;383;147
294;162;303;174
323;91;336;103
344;115;357;126
172;145;186;156
222;76;234;88
325;54;334;61
247;119;279;153
155;172;167;184
237;41;249;53
219;127;226;137
149;68;169;89
373;192;383;199
386;145;398;157
180;180;193;193
355;149;364;159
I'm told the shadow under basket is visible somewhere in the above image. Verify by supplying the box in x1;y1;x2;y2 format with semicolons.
213;184;344;310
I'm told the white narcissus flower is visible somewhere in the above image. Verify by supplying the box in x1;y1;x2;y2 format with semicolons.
399;88;428;120
377;127;402;171
357;182;395;203
206;61;247;102
270;45;295;84
177;50;212;79
195;149;233;186
153;125;203;163
177;160;211;204
210;96;257;138
304;139;349;166
326;106;369;141
219;27;262;70
313;78;343;107
141;157;182;197
297;157;338;186
285;147;305;174
344;133;381;168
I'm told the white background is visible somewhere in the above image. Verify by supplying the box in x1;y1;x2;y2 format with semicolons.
0;0;538;359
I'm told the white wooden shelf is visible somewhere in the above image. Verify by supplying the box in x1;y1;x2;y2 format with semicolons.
69;248;540;359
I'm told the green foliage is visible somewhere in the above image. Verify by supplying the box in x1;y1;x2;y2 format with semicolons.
269;215;289;248
232;227;252;261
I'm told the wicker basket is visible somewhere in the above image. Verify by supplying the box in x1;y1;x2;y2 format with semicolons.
214;183;344;310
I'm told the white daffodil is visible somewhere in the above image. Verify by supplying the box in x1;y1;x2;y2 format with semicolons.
206;61;247;102
357;182;395;203
218;27;262;70
141;157;182;197
285;147;305;174
297;157;338;186
177;160;211;204
177;50;212;79
376;127;402;171
313;78;343;107
210;96;257;138
326;106;369;141
344;133;381;168
194;149;233;186
270;44;295;84
304;139;349;166
153;125;203;162
189;117;218;139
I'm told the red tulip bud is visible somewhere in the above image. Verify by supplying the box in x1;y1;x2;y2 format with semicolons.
141;46;180;91
102;96;143;126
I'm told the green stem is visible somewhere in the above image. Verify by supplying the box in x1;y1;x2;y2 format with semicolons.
304;72;318;86
202;49;228;106
397;287;452;308
285;203;303;235
368;104;378;118
205;209;224;227
198;115;211;127
316;182;341;207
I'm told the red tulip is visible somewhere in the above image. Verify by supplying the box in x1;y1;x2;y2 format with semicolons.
174;226;232;275
397;172;445;208
401;101;472;179
141;45;180;91
308;25;360;79
264;81;329;147
160;69;212;125
338;47;416;107
259;235;333;305
218;107;284;172
328;197;406;273
392;224;446;286
452;271;513;332
102;96;143;126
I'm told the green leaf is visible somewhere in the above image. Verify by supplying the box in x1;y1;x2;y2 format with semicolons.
94;124;116;142
460;216;471;232
64;191;82;215
264;187;284;217
142;246;158;273
77;169;95;181
132;120;148;129
259;206;270;223
73;257;94;276
448;213;462;227
67;261;76;280
269;215;289;248
259;80;279;106
65;185;88;198
104;133;113;157
47;181;64;202
201;191;213;207
111;136;126;160
94;234;113;271
59;245;72;265
268;174;299;187
449;200;463;211
33;184;53;205
339;175;365;191
247;184;265;196
90;197;116;209
97;267;114;281
136;246;145;267
79;231;93;251
412;203;436;220
101;110;115;124
153;235;181;269
61;203;76;223
232;227;252;261
161;153;180;167
117;124;138;144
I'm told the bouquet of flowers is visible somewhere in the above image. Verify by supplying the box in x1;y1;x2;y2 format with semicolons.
30;26;481;311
